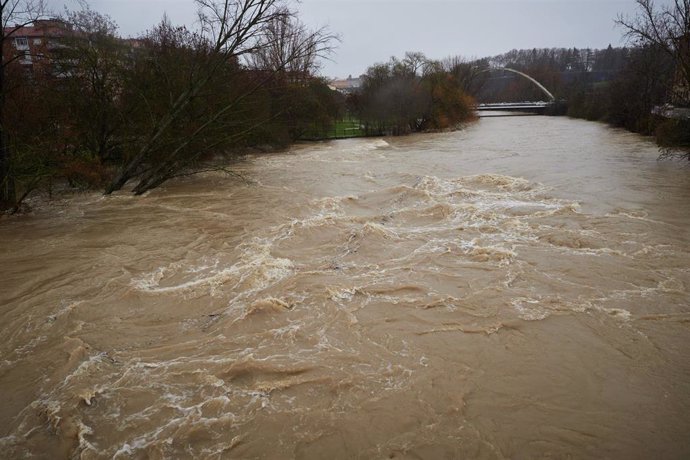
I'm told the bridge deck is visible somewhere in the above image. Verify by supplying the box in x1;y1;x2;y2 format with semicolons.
476;103;551;111
475;103;552;116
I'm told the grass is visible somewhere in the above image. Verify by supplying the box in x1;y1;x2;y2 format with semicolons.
331;117;366;138
300;117;367;140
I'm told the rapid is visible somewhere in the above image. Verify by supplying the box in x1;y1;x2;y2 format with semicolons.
1;115;689;458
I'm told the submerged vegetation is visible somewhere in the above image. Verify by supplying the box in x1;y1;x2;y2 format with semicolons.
0;0;688;213
351;52;476;136
0;0;476;213
473;0;690;159
0;0;332;211
474;43;689;157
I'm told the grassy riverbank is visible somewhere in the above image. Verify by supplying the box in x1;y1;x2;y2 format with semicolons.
299;117;367;140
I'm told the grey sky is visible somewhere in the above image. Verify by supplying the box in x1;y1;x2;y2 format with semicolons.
47;0;650;78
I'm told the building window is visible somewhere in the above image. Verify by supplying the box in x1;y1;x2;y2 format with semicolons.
14;37;29;49
20;50;32;63
33;38;42;45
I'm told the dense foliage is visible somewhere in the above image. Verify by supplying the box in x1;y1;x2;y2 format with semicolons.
1;0;687;212
0;0;340;211
474;0;689;155
475;44;687;147
350;52;476;136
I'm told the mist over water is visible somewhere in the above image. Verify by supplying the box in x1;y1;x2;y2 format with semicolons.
2;116;690;458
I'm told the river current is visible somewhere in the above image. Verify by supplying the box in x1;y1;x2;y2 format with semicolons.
1;115;689;458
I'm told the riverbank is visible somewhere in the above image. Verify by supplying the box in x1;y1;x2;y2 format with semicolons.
568;109;690;159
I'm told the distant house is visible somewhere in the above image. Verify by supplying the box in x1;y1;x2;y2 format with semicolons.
2;19;72;75
329;75;362;94
2;20;150;81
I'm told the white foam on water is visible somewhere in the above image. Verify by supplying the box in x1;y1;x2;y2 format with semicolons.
270;322;303;339
511;298;550;321
131;238;294;298
361;221;399;239
44;171;662;458
601;307;633;321
12;335;48;356
607;209;669;226
366;139;390;150
461;173;535;192
327;287;361;303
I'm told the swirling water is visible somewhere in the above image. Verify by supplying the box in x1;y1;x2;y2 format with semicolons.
1;116;689;458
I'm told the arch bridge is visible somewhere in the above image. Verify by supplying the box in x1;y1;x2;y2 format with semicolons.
476;67;556;115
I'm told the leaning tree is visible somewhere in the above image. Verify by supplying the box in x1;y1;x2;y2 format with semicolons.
105;0;334;196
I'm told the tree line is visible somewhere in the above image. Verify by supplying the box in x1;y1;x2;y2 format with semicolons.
0;0;479;213
4;0;684;213
474;0;689;156
0;0;343;212
346;52;476;136
475;45;676;131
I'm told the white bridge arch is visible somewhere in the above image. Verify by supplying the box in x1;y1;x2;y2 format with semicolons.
482;67;556;102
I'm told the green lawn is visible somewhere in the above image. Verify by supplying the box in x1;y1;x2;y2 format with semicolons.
331;118;366;138
301;117;367;140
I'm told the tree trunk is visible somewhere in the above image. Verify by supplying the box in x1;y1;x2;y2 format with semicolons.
0;12;17;210
0;130;16;209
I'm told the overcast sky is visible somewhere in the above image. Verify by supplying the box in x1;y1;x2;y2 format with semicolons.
47;0;652;78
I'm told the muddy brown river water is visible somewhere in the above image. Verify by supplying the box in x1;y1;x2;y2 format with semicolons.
1;115;690;458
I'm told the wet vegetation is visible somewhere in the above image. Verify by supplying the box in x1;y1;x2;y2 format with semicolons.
0;1;477;213
476;45;688;145
473;0;690;159
349;52;476;136
0;0;688;213
0;0;340;211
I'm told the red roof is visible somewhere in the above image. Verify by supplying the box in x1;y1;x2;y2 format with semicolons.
3;19;70;39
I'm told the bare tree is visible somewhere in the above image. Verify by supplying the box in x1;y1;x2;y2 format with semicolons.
57;4;125;162
105;0;335;195
246;9;334;79
443;56;490;96
400;51;428;76
0;0;47;210
617;0;690;104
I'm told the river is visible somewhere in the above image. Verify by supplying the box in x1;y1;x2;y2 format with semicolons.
1;115;689;458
